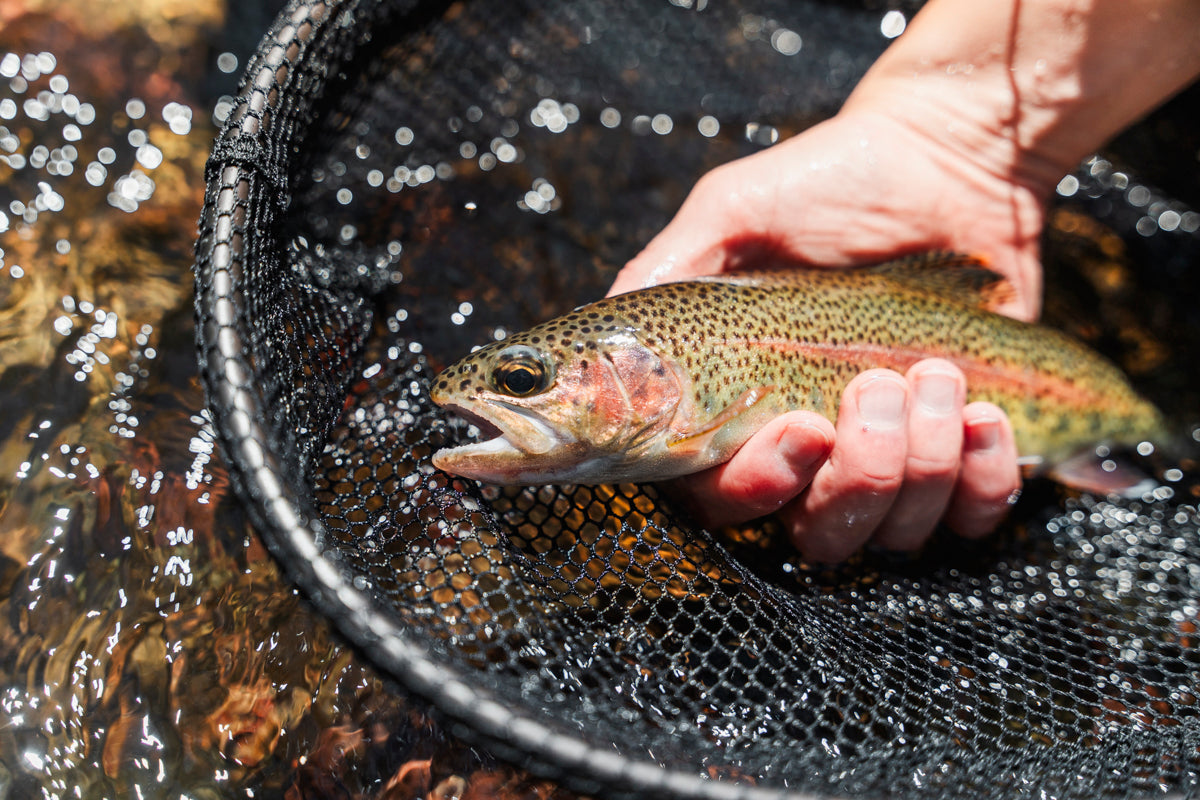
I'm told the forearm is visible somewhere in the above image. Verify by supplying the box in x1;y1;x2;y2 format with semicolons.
845;0;1200;191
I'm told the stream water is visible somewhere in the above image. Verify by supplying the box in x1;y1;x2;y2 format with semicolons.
2;1;1199;798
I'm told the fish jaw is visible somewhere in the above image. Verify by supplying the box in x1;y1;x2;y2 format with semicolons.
431;397;587;484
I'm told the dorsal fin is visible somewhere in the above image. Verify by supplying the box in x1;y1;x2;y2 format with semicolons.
870;251;1015;312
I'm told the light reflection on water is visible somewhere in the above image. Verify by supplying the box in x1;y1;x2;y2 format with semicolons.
0;6;424;797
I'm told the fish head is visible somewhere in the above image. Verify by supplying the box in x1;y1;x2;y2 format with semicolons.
430;324;682;484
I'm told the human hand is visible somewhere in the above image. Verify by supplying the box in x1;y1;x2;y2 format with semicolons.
607;0;1200;559
609;108;1036;560
665;362;1021;563
609;109;1046;319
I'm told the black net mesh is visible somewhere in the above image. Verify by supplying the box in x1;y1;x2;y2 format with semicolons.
193;1;1200;797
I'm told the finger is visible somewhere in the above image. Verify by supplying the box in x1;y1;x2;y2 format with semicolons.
668;412;835;528
784;370;909;563
943;402;1021;538
871;359;967;551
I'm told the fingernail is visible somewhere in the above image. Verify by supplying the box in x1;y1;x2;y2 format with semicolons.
915;372;959;415
966;416;1000;451
777;422;833;470
857;376;906;429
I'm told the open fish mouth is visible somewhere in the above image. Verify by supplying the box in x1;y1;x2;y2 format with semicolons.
441;403;505;446
432;399;564;478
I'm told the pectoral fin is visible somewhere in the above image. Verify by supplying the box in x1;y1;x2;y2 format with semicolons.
667;386;777;458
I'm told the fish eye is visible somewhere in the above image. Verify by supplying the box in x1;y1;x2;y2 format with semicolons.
491;345;553;397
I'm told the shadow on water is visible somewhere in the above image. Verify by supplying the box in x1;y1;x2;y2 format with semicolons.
1;1;1199;798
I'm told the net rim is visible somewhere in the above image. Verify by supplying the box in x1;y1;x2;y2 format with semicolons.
192;0;840;796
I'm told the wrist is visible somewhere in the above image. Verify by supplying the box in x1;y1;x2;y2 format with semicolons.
842;76;1065;202
843;0;1200;199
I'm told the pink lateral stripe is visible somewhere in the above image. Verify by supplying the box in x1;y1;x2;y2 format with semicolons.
707;337;1113;410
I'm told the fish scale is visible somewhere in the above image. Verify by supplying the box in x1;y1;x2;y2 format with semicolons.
430;256;1166;486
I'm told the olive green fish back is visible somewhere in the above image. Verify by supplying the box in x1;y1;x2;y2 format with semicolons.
595;267;1164;460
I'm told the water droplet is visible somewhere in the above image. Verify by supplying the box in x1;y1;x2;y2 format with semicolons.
698;115;720;137
23;97;48;121
125;98;146;120
1158;209;1181;232
770;28;802;56
881;10;907;38
163;102;193;135
212;96;235;125
1055;175;1079;197
217;52;239;73
744;122;779;146
135;144;163;169
492;141;517;163
1127;185;1151;207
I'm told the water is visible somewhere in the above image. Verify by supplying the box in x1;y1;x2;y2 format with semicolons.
3;0;1200;798
0;3;480;798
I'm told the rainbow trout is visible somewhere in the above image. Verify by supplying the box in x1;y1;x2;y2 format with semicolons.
430;254;1167;486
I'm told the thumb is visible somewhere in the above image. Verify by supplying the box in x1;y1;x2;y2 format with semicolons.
607;165;762;296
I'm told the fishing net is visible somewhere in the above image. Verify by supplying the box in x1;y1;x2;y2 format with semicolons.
193;0;1200;797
